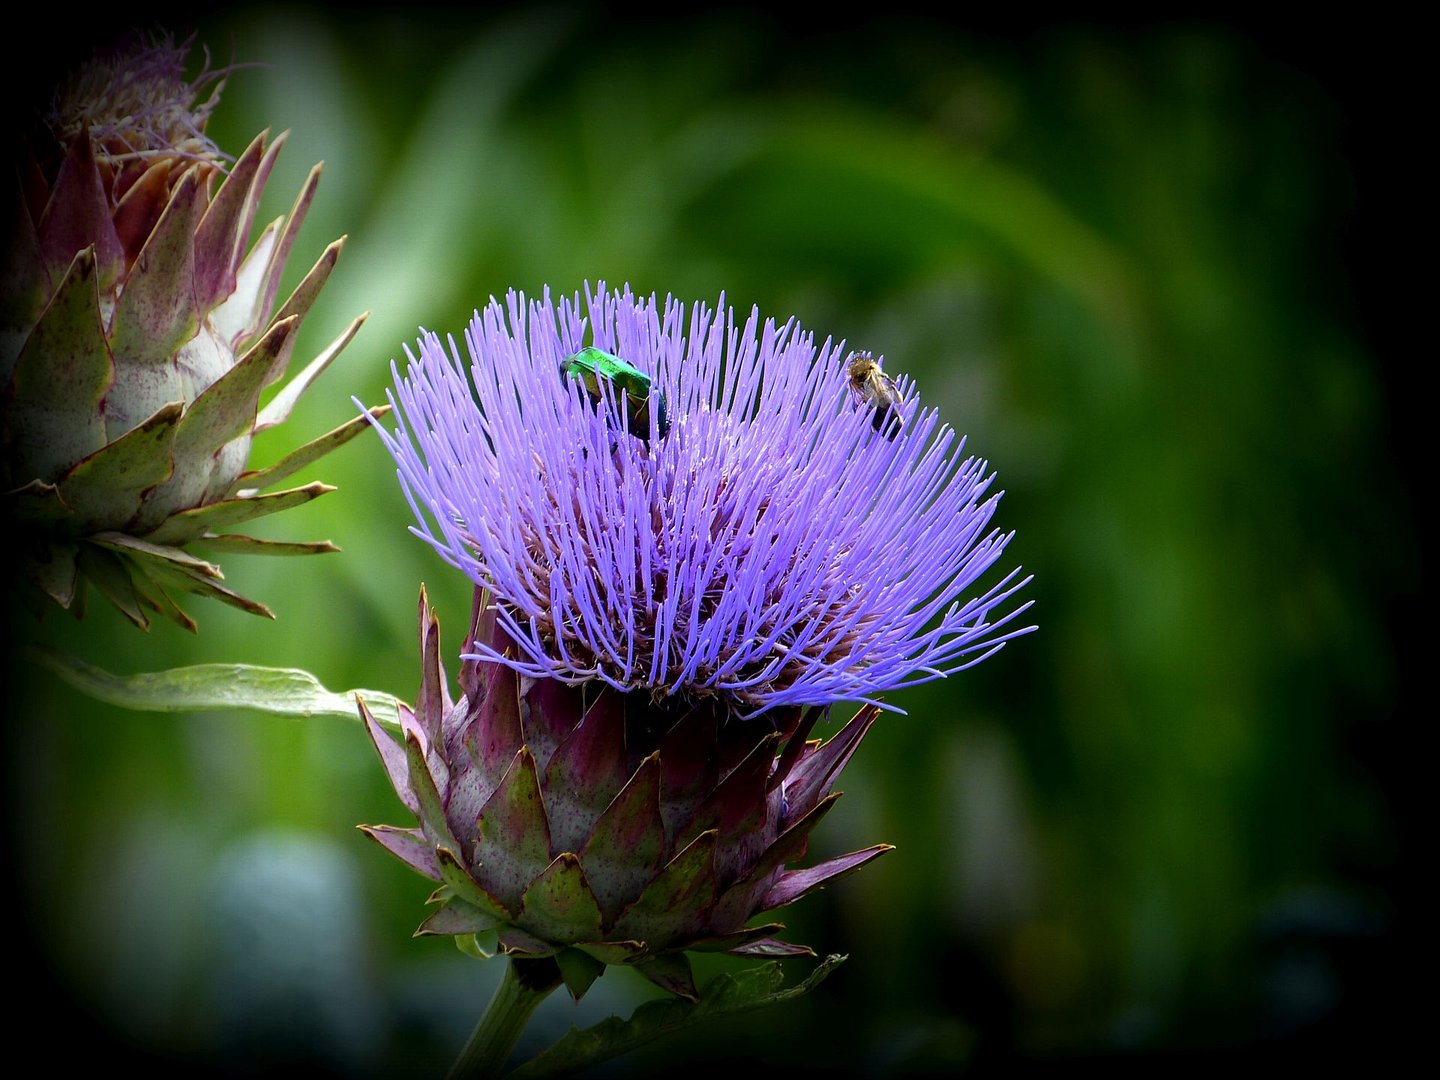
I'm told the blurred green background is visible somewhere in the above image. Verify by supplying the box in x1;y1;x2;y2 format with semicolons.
5;5;1414;1076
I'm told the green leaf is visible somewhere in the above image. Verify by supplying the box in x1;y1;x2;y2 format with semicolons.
23;644;405;732
503;954;847;1079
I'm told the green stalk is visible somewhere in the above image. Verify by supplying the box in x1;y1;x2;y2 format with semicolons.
448;957;563;1079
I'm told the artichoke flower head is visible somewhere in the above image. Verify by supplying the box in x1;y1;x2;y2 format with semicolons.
2;31;384;630
362;286;1034;1002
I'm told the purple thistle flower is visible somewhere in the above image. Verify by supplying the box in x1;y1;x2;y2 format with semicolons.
359;283;1035;1003
373;283;1033;718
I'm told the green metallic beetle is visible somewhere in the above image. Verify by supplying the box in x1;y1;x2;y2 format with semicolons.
559;346;670;443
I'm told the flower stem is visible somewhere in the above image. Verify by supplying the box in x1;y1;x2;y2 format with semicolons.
448;956;563;1079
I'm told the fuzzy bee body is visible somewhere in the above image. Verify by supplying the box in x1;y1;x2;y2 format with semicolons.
560;346;670;443
846;351;905;439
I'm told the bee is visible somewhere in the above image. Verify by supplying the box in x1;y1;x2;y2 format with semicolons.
846;350;905;439
559;346;670;443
